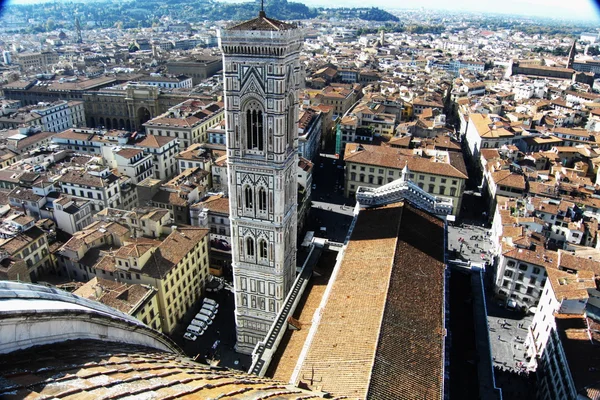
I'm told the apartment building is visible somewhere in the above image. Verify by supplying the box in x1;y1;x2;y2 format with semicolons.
114;148;153;185
15;51;59;72
191;193;231;277
343;143;467;215
144;100;224;149
525;252;600;400
175;143;214;175
131;134;179;181
74;277;162;330
313;84;359;117
0;217;52;282
52;129;179;182
57;222;210;334
58;167;122;212
297;107;323;162
464;114;518;161
53;196;94;235
137;75;193;89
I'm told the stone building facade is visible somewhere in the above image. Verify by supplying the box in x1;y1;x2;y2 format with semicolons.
219;11;303;354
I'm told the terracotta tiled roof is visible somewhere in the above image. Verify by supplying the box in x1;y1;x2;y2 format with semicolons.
293;204;404;398
470;114;514;138
196;194;230;215
344;143;468;179
74;277;155;314
368;205;446;399
136;134;176;148
227;12;296;31
294;203;446;399
140;227;208;279
491;170;526;190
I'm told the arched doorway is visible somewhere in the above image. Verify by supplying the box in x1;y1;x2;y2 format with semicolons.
125;120;131;131
119;119;125;129
89;117;95;128
113;118;118;129
137;107;151;131
106;119;112;130
99;117;105;128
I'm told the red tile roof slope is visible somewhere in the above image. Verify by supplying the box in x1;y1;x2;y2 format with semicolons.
367;204;446;399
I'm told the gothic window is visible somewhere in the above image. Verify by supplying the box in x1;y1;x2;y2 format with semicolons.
244;186;253;209
287;95;295;149
246;237;255;257
258;187;267;212
245;102;264;151
259;239;268;260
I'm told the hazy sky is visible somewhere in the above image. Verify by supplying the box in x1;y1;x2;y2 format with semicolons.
225;0;600;21
6;0;600;21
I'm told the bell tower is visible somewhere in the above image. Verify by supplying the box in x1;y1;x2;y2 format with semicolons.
219;12;303;354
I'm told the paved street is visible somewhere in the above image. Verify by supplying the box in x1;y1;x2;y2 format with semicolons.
307;156;355;243
486;297;533;373
447;223;493;264
171;286;251;371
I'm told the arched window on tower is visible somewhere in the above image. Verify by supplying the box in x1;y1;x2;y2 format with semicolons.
259;239;268;260
244;186;253;209
287;98;295;149
258;187;267;212
246;237;255;257
245;103;264;151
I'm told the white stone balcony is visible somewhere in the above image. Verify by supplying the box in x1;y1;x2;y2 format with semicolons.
356;175;453;216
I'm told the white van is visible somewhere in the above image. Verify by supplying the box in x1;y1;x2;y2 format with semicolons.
198;307;216;319
186;324;204;335
203;298;219;308
203;302;218;311
189;318;208;330
195;313;213;325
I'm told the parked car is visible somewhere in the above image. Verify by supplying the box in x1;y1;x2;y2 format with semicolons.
186;324;204;335
195;313;213;326
190;318;208;330
183;332;197;341
202;302;218;312
203;298;219;308
198;306;217;319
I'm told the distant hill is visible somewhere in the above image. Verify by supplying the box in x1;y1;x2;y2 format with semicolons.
1;0;399;33
198;0;398;22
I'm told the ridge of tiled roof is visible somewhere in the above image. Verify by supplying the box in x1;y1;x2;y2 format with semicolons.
227;11;296;31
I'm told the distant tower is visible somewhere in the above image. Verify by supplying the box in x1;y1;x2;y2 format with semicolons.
219;9;303;354
75;17;83;44
567;40;576;69
3;51;11;65
380;29;385;46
